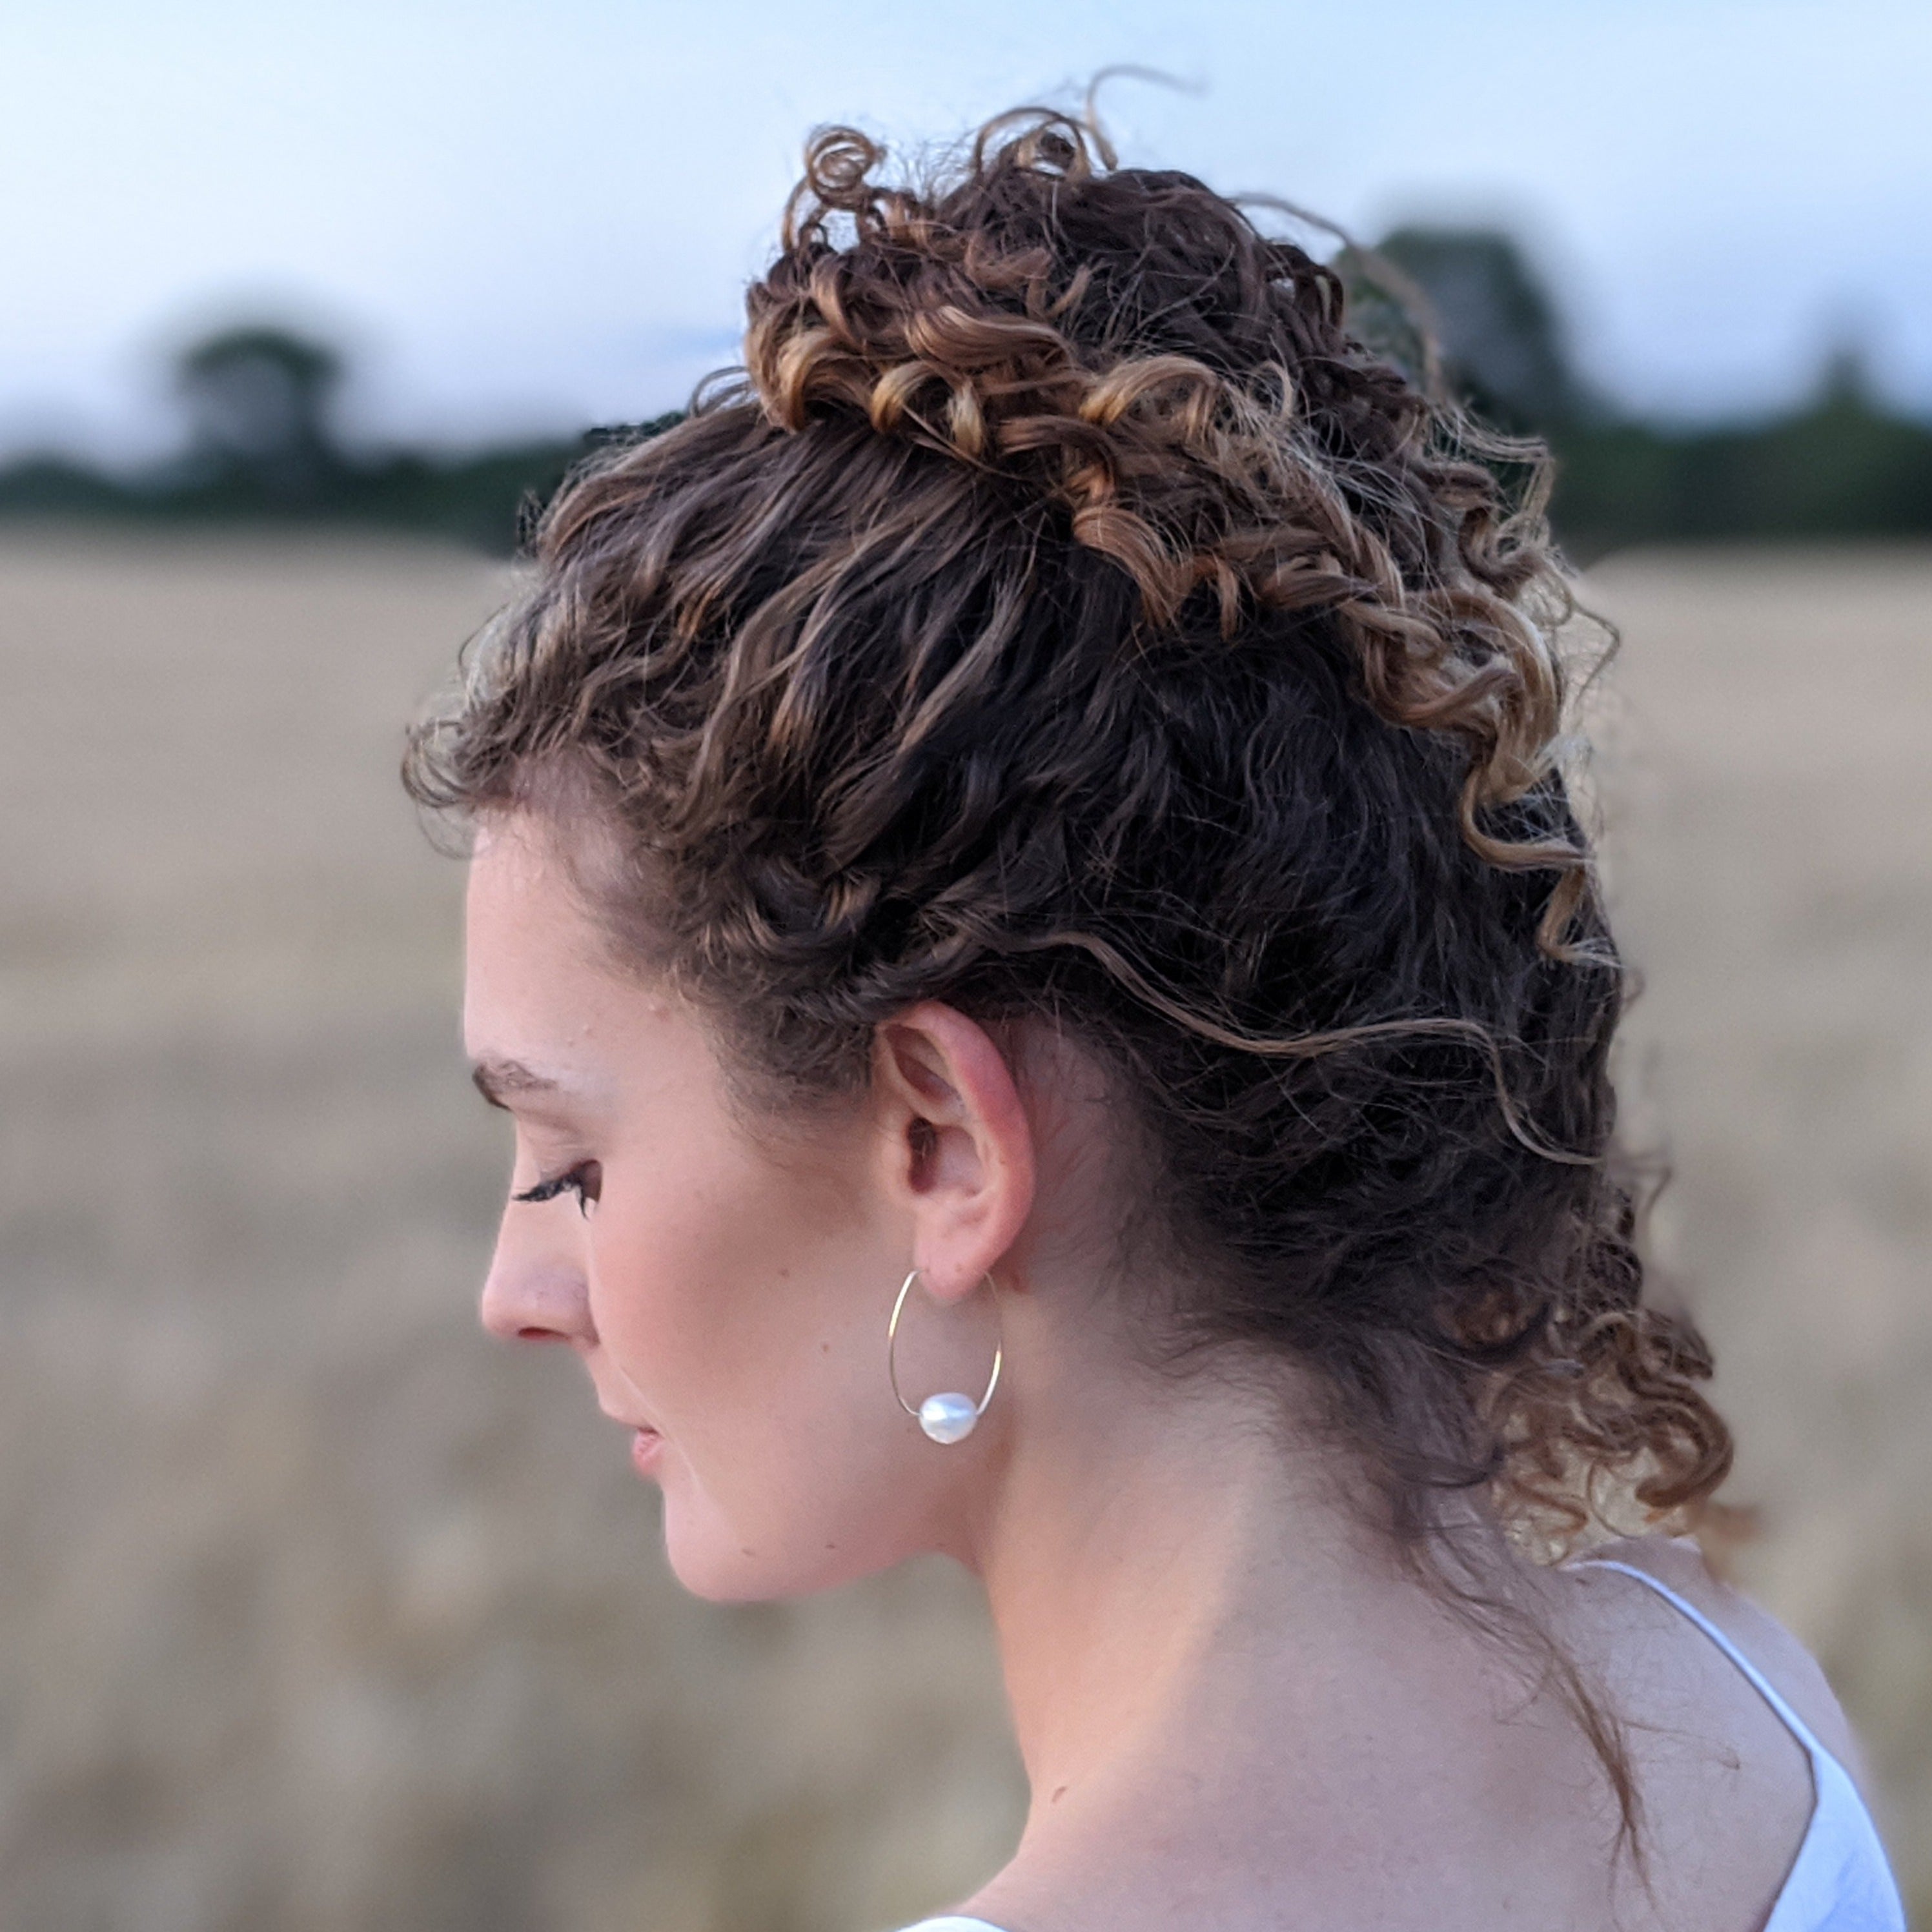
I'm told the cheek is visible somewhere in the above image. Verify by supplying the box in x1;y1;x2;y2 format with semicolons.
587;1119;849;1407
584;1117;931;1595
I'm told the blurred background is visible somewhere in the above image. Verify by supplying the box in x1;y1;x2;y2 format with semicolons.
1;3;1927;1927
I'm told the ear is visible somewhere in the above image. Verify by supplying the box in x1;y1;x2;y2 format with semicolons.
871;1002;1037;1304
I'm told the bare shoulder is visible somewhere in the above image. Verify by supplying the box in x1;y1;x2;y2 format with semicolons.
1578;1533;1867;1784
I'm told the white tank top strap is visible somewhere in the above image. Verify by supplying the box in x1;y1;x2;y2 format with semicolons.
1571;1557;1829;1758
1571;1555;1906;1932
896;1920;1008;1931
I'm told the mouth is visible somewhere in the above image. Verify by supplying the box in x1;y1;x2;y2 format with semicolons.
595;1396;665;1478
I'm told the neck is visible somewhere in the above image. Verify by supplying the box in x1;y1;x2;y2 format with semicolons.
962;1337;1436;1813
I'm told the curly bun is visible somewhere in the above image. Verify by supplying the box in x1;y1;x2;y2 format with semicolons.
746;114;1587;948
409;111;1730;1571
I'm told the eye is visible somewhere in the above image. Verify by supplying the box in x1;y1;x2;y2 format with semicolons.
512;1160;601;1217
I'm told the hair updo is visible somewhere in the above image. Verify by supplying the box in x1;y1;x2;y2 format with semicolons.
406;110;1731;1565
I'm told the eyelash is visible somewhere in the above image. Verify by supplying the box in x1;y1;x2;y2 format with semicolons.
512;1161;600;1215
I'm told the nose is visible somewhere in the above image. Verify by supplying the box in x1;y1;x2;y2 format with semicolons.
479;1211;596;1347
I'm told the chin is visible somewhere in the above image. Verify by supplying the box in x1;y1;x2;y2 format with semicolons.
658;1467;908;1603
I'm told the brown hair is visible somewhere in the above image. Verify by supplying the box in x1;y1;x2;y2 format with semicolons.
407;107;1731;1842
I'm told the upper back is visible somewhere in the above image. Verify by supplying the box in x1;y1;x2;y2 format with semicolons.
897;1538;1902;1932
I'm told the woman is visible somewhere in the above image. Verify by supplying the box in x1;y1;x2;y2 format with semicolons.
406;110;1904;1930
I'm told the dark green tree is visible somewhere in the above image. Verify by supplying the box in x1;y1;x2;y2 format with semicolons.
175;325;347;502
1358;227;1583;433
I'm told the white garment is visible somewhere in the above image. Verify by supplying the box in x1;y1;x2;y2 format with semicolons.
1576;1558;1905;1932
898;1558;1906;1932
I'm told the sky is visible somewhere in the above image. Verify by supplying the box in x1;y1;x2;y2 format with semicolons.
5;0;1930;463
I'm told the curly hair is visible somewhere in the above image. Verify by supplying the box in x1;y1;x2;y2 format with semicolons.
406;107;1733;1836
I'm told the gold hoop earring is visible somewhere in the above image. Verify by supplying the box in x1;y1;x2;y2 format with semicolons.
887;1268;1003;1444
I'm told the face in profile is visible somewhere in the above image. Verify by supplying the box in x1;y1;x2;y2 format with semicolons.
461;815;1008;1602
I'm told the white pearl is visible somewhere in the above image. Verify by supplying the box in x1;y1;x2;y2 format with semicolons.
918;1392;979;1444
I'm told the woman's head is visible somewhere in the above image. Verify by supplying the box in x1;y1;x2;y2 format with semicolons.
412;109;1730;1597
463;811;1052;1599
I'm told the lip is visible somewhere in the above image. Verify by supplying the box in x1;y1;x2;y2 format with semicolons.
629;1426;664;1476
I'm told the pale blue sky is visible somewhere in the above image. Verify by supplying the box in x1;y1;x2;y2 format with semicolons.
5;0;1929;460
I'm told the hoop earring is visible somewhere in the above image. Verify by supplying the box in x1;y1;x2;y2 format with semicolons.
886;1268;1003;1445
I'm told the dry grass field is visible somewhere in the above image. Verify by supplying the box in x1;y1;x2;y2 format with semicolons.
0;530;1926;1929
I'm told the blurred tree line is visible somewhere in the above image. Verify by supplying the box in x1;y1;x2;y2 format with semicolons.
1353;228;1932;554
0;327;671;554
4;232;1930;557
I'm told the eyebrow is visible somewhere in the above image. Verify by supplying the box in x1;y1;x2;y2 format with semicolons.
470;1058;564;1108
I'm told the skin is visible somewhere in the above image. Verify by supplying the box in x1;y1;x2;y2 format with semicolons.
466;811;1866;1932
